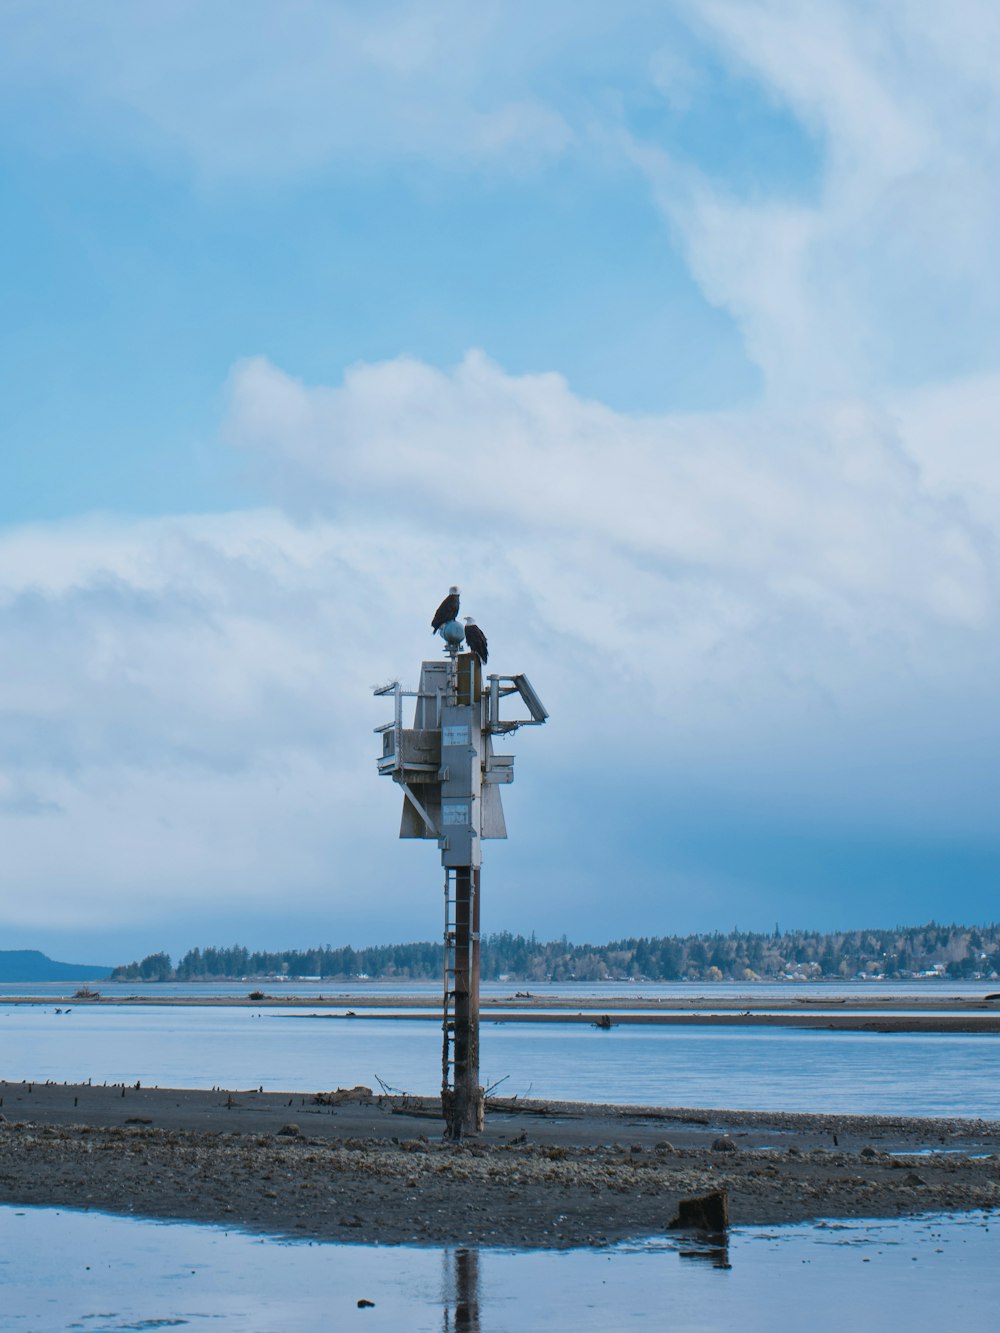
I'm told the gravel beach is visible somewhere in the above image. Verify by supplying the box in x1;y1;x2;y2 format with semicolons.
2;1081;998;1247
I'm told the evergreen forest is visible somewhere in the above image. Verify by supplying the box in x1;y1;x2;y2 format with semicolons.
111;922;1000;983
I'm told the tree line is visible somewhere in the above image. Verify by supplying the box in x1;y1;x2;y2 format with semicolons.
111;922;1000;983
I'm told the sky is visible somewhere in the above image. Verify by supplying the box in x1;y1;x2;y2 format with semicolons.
2;1;999;965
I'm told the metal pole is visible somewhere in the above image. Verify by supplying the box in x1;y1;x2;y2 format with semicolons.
452;867;472;1132
444;864;482;1139
470;863;481;1110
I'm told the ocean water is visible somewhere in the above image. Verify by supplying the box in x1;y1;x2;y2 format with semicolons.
1;979;994;1000
2;1003;999;1117
0;1205;996;1333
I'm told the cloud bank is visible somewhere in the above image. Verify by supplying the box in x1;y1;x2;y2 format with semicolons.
1;1;999;952
2;346;998;949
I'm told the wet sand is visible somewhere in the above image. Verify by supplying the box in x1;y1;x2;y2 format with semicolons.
2;1081;998;1247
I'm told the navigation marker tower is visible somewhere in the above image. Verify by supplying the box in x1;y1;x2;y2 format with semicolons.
374;612;547;1139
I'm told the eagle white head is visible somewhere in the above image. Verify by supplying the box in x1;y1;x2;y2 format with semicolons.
463;616;477;625
449;585;460;594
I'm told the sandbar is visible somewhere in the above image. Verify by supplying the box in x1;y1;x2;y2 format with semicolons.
2;1080;998;1248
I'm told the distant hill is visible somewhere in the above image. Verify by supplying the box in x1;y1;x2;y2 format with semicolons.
0;950;113;983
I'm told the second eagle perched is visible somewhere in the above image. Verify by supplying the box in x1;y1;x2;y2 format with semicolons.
463;616;488;665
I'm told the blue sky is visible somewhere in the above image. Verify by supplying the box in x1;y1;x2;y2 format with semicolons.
1;1;999;964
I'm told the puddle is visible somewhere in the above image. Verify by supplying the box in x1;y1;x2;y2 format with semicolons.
0;1206;996;1332
886;1148;995;1158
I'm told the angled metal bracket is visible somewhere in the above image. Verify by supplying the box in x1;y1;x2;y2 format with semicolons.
399;781;439;836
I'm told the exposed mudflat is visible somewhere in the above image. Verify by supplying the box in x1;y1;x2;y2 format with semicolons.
1;1081;998;1247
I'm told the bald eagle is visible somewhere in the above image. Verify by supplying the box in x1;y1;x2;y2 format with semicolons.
432;586;460;632
463;616;488;665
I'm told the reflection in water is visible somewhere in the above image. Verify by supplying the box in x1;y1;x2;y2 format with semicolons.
444;1246;481;1332
2;1206;999;1332
677;1238;732;1269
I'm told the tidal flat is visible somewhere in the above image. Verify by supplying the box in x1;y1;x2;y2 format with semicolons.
1;1083;999;1247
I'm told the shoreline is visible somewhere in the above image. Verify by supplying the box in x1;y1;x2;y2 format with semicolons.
2;1082;998;1248
4;992;1000;1034
5;991;998;1008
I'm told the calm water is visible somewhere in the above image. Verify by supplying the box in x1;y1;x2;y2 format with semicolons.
3;1003;999;1117
1;1205;996;1332
2;979;994;999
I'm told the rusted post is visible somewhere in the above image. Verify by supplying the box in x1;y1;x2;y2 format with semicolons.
470;864;481;1107
444;866;483;1139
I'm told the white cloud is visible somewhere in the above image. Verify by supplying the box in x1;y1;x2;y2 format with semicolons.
634;0;1000;397
3;2;1000;945
0;0;574;176
0;510;431;932
227;350;994;636
889;371;1000;529
225;350;1000;822
2;352;998;940
5;1;997;408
